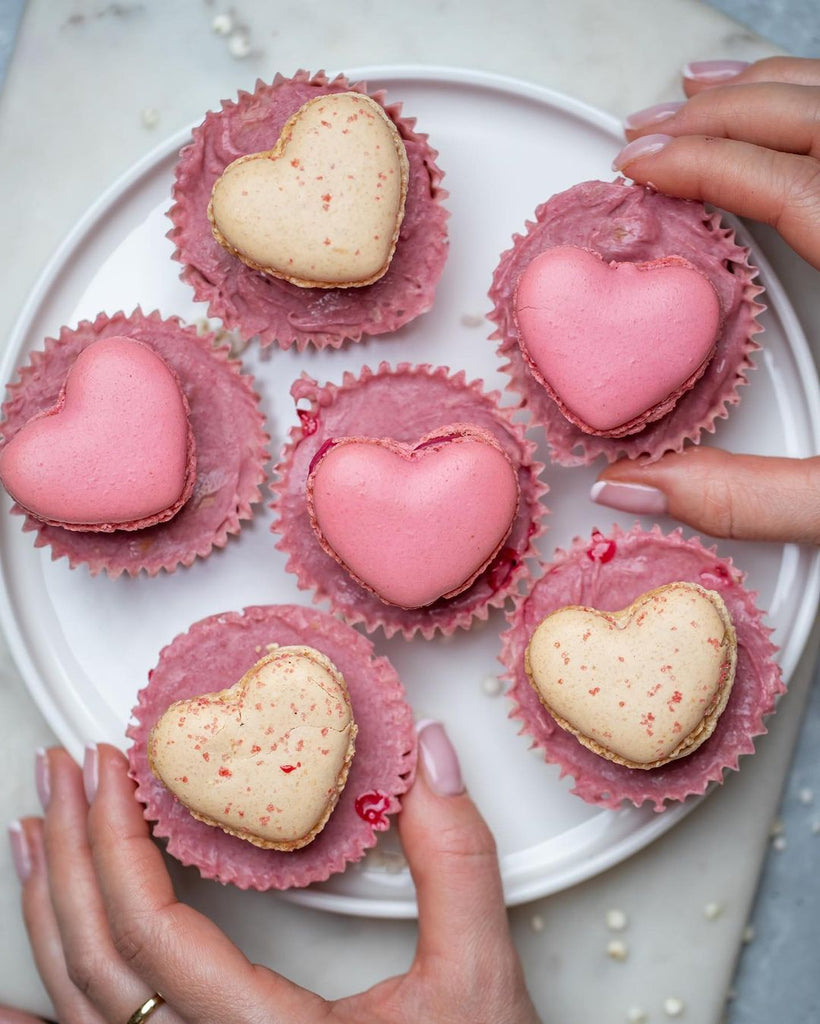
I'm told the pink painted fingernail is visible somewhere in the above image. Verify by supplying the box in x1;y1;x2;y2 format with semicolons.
624;100;685;132
612;133;674;172
683;59;749;82
590;480;668;516
8;821;32;883
416;720;465;797
35;747;51;809
83;744;99;804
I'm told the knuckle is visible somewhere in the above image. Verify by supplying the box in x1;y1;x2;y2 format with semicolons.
64;947;113;1001
108;907;155;969
434;818;499;864
700;473;737;538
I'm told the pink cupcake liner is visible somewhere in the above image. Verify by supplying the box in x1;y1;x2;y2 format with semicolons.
271;362;548;640
168;69;449;351
127;603;416;890
488;179;765;465
500;524;782;811
0;309;268;577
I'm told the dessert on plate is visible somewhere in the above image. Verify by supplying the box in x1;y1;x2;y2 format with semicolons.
272;362;548;639
488;179;764;465
499;524;782;810
169;69;449;351
129;603;416;890
0;308;267;577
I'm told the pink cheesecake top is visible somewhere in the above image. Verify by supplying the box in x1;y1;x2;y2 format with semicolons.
306;426;520;608
0;336;195;531
514;246;721;436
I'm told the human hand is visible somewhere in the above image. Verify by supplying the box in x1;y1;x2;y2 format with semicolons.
612;56;820;270
5;730;541;1024
594;57;820;543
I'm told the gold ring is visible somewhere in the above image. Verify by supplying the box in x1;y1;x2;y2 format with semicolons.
126;993;165;1024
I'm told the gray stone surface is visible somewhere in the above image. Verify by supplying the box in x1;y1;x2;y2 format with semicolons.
709;0;820;56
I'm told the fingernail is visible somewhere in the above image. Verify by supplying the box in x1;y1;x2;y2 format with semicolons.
612;133;673;172
35;747;51;809
590;480;668;516
83;743;99;804
624;100;685;132
683;59;749;83
416;720;465;797
8;821;31;883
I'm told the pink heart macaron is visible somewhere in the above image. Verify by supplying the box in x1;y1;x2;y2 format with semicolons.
0;336;195;531
306;424;520;608
514;245;722;437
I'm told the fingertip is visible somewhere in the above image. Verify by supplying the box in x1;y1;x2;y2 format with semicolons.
416;719;465;797
611;133;674;173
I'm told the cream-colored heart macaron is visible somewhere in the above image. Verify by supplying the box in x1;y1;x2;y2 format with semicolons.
148;644;357;850
208;91;409;288
524;581;737;769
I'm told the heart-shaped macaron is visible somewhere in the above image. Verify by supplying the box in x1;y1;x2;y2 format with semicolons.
208;91;409;288
307;425;520;609
524;581;737;769
148;645;357;851
0;337;195;531
514;245;722;436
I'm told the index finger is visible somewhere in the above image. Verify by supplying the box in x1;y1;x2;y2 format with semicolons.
88;744;317;1024
612;133;820;270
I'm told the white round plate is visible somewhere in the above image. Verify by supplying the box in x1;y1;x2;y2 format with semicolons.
1;67;818;919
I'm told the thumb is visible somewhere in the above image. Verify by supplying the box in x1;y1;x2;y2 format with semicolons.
399;721;511;965
592;447;820;543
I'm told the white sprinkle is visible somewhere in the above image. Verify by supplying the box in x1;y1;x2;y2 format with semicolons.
530;913;545;933
606;938;628;961
140;107;160;129
772;835;788;852
742;924;755;943
799;787;814;805
227;32;251;58
212;12;234;34
605;908;629;931
703;901;724;921
769;817;784;837
627;1009;648;1024
481;674;504;697
663;996;685;1017
460;313;485;328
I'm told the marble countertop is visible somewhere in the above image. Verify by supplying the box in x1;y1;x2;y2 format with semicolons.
1;3;818;1023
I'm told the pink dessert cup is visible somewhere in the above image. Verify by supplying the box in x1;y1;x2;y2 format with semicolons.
169;69;449;352
271;362;548;640
500;524;782;811
127;603;416;890
488;179;765;465
0;308;268;577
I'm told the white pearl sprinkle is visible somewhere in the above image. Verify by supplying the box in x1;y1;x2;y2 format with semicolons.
627;1009;649;1024
481;674;504;697
212;13;234;34
460;313;485;328
772;835;788;852
227;33;252;58
703;901;724;920
663;996;685;1017
605;908;629;931
606;939;629;961
140;107;160;129
530;913;545;933
799;787;815;805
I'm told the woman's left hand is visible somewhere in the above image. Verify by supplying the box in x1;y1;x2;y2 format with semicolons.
5;736;541;1024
